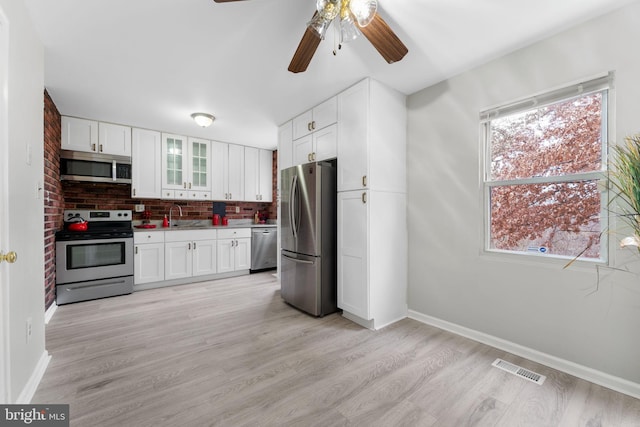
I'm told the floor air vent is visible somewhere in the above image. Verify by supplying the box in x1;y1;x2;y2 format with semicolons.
492;358;546;385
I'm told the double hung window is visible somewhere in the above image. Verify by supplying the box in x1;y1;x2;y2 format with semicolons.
481;74;612;261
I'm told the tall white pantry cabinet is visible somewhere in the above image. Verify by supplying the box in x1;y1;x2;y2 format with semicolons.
337;78;407;330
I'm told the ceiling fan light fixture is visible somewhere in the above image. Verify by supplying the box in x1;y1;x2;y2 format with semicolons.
307;14;332;39
316;0;341;20
349;0;377;27
191;112;215;127
339;14;360;44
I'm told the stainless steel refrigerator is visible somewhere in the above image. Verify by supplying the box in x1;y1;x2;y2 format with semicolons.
280;161;337;317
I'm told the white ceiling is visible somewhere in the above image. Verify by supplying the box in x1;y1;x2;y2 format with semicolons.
24;0;637;150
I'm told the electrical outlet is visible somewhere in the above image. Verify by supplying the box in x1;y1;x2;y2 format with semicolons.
26;317;32;343
135;204;145;212
235;206;240;213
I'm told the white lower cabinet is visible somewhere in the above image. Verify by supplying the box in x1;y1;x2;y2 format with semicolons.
217;228;251;273
164;229;217;280
192;239;217;277
338;190;407;329
134;232;165;285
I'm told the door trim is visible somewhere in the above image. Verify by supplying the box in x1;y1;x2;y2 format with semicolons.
0;4;10;403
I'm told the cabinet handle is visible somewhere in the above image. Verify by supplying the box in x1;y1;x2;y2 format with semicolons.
193;242;197;250
362;175;367;187
189;182;192;189
188;243;191;250
312;152;316;161
135;246;138;255
133;188;136;197
230;193;232;199
312;120;316;130
362;192;367;204
99;144;103;152
183;182;187;189
92;143;97;152
307;122;312;132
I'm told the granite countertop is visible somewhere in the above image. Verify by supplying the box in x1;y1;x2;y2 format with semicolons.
133;219;277;232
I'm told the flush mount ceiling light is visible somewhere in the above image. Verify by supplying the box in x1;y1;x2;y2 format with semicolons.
213;0;407;73
191;112;215;127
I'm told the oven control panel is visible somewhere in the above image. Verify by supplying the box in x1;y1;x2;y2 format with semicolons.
65;210;132;222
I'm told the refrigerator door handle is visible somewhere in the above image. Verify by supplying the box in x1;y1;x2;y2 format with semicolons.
290;174;299;238
282;253;314;265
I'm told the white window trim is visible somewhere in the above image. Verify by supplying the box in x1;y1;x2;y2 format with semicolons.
480;72;615;265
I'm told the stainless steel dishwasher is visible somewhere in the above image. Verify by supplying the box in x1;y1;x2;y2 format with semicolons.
251;227;277;272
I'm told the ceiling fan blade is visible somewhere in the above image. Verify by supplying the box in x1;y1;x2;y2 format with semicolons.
288;15;322;73
359;13;408;64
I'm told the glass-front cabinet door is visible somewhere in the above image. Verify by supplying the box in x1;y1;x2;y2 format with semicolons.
162;134;212;200
162;133;186;191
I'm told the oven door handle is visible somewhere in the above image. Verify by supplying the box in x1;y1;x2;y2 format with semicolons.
112;160;117;182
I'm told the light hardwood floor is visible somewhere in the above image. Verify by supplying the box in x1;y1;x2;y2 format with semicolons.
34;272;640;426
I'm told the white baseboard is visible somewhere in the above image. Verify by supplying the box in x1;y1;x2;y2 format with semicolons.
15;351;50;404
44;302;57;324
408;310;640;400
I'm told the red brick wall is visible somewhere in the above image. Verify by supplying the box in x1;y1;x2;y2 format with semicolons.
63;180;277;222
43;90;64;310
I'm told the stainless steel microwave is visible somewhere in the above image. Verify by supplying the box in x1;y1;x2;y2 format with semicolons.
60;150;132;184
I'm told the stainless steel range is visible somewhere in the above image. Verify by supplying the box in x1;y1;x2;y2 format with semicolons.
55;209;134;305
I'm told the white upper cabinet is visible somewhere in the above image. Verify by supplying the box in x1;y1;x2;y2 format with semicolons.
61;116;131;156
292;123;337;165
99;122;132;156
61;116;98;152
245;147;273;202
161;134;211;200
212;141;245;201
278;121;293;171
131;128;162;199
337;78;407;193
292;96;337;140
186;137;212;200
161;133;188;195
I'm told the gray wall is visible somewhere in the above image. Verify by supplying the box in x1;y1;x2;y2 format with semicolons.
407;2;640;385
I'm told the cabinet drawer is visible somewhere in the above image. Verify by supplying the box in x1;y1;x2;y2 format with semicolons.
134;231;165;244
217;228;251;239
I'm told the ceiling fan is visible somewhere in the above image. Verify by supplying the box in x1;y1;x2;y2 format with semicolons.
213;0;408;73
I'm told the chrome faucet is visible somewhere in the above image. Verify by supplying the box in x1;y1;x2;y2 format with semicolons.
169;204;183;227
